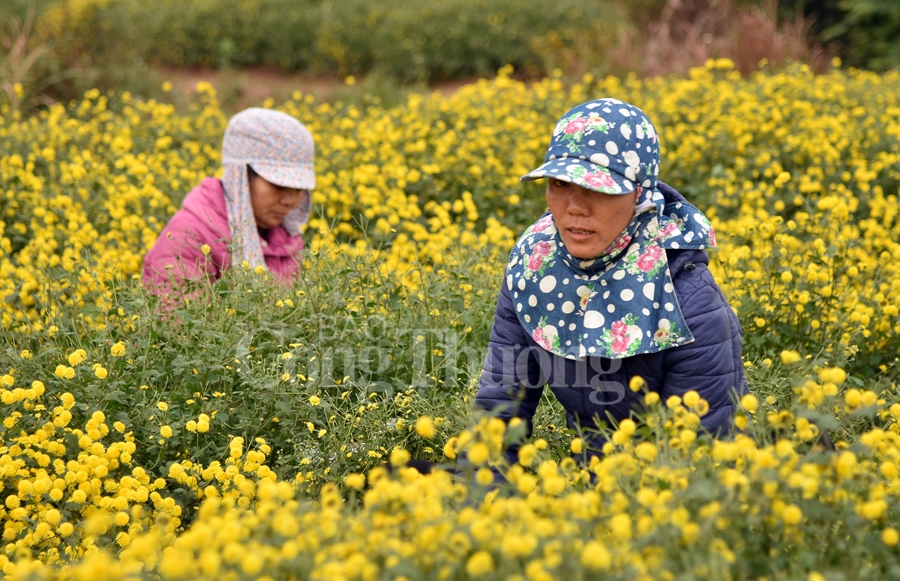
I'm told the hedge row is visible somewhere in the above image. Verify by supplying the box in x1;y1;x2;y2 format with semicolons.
42;0;626;83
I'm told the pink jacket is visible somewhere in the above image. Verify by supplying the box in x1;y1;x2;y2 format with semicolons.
142;178;305;293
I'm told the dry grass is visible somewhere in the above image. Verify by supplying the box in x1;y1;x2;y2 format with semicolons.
0;4;50;109
0;3;86;111
608;0;832;78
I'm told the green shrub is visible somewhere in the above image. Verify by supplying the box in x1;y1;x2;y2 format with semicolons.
320;0;623;83
821;0;900;71
40;0;627;83
2;245;508;496
778;0;900;71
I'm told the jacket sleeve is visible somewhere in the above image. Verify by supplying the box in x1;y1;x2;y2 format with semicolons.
662;260;748;436
474;280;546;435
141;217;223;299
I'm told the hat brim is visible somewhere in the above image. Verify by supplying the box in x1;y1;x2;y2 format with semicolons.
520;157;637;195
251;162;316;190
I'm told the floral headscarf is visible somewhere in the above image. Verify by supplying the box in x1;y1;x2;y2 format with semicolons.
508;99;716;359
221;108;315;268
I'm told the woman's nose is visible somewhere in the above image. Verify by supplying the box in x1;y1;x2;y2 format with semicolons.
280;189;303;207
567;190;591;214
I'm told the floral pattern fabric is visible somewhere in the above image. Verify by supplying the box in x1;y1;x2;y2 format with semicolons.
512;97;716;359
521;99;660;195
507;188;716;360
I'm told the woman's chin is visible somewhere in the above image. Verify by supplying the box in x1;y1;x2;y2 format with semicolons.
562;238;606;261
256;216;283;229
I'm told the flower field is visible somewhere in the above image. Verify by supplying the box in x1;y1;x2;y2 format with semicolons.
2;61;900;579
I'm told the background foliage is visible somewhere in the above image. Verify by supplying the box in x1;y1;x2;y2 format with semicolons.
779;0;900;70
37;0;626;84
6;0;900;113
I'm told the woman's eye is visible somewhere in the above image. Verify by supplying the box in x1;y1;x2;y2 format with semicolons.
552;179;570;188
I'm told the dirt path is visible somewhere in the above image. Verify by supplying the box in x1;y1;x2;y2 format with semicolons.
155;65;479;111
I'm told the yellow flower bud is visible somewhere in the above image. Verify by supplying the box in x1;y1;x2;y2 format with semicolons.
780;350;801;365
570;437;583;454
416;415;436;439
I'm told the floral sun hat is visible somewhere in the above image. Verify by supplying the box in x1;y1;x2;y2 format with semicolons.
507;99;716;360
221;108;315;269
520;98;659;195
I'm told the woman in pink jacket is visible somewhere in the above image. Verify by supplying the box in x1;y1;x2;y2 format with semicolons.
142;108;314;295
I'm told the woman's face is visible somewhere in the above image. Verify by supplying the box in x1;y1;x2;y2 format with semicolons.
545;178;637;260
249;173;305;229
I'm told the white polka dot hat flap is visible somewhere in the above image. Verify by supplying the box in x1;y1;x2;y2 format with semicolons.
520;98;659;194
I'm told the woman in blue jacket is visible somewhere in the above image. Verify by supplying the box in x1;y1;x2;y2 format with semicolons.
475;98;748;458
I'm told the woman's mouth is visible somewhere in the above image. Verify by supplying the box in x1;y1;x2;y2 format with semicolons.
566;227;595;241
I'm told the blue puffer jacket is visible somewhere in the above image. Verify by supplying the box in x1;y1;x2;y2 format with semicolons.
475;183;749;455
